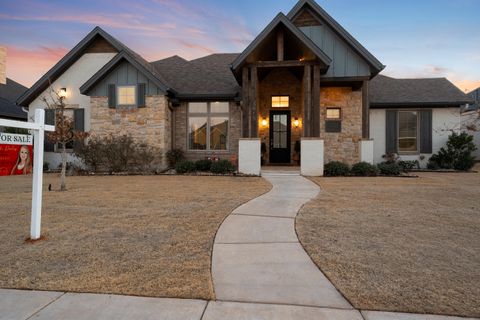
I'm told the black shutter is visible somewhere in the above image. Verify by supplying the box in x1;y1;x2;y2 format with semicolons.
108;84;116;108
137;83;146;108
325;121;342;133
385;110;398;154
44;109;55;152
73;109;85;151
420;110;433;154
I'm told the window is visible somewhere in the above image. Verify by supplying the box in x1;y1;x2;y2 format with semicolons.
188;102;229;151
398;111;418;152
54;109;75;151
117;86;136;106
325;108;342;133
272;96;289;108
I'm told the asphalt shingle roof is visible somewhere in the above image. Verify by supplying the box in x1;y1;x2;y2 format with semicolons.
0;78;27;120
370;75;472;107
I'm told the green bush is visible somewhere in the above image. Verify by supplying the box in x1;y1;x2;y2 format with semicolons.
377;162;402;176
427;132;477;171
351;162;378;176
166;149;185;168
175;160;196;174
210;160;236;174
324;161;350;176
398;160;419;172
195;159;213;172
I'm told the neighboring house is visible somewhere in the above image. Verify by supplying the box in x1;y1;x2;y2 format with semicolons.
462;87;480;160
17;0;472;170
0;78;28;125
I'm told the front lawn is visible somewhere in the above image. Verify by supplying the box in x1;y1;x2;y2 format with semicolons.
0;175;270;300
296;171;480;318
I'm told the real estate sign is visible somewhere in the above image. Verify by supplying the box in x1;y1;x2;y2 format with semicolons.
0;133;34;176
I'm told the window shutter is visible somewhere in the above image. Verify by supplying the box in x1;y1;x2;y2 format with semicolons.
137;83;146;108
108;84;116;108
385;110;398;154
73;109;85;151
44;109;55;152
420;110;433;154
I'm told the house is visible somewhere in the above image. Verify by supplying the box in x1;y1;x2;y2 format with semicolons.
0;48;28;125
16;0;472;171
462;88;480;160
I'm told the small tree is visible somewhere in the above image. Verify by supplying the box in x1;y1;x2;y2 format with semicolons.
42;87;88;191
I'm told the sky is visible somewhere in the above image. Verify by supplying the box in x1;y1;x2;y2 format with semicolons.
0;0;479;92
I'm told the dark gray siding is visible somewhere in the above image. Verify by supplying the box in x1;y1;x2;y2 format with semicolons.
89;61;163;96
300;25;370;78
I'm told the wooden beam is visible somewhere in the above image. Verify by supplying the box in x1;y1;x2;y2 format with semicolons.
254;60;312;68
277;30;284;62
250;66;258;138
242;67;250;138
303;65;312;137
312;64;321;137
362;80;370;139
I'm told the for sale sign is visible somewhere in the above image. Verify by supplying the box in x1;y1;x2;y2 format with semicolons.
0;133;34;176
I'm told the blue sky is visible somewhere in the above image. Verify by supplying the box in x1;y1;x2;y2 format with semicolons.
0;0;479;91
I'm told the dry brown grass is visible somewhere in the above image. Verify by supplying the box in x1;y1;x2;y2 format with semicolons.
0;174;270;300
296;171;480;318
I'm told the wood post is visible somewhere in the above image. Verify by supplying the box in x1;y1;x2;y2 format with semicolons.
250;66;258;138
362;80;370;139
242;67;250;138
312;65;321;137
303;65;312;137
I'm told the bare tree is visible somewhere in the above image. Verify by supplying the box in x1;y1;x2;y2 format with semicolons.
42;86;88;191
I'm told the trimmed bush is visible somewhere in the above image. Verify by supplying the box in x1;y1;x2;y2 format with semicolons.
166;149;185;168
175;160;196;174
398;160;419;172
351;162;378;176
377;162;402;176
195;159;213;172
428;132;477;171
210;160;236;174
324;161;350;177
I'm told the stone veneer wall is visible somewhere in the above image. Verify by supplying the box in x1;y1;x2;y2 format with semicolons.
0;47;6;85
90;95;171;170
173;101;241;162
320;87;363;165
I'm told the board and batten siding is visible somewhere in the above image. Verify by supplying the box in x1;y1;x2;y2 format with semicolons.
370;108;461;167
299;25;371;78
89;60;163;97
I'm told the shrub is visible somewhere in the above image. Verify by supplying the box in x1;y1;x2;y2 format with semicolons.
398;160;419;172
102;135;136;173
134;143;158;174
74;136;105;172
351;162;378;176
195;159;213;172
175;160;196;174
166;149;185;168
377;162;402;176
210;160;236;174
428;132;477;171
324;161;350;177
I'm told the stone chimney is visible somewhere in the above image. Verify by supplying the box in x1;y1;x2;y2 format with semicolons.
0;46;6;85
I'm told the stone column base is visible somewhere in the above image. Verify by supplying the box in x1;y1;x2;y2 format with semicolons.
301;138;324;176
238;138;261;176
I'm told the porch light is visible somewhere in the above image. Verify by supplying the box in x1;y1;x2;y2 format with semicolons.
59;88;67;98
261;117;268;127
294;117;300;128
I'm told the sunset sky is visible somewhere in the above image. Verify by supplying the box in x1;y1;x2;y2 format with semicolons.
0;0;479;92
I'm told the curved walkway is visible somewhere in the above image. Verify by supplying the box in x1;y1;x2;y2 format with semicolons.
212;172;357;316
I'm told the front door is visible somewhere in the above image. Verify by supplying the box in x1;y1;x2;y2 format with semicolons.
269;111;291;164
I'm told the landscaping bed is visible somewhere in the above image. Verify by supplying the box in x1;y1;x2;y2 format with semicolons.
0;174;271;300
296;170;480;317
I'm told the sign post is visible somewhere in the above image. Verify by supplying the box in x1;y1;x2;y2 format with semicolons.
0;109;55;240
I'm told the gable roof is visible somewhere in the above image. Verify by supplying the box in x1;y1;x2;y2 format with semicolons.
231;13;332;73
370;75;473;107
17;26;146;107
0;78;28;120
80;50;172;95
287;0;384;74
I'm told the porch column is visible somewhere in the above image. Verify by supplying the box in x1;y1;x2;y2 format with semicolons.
311;64;321;137
303;65;312;137
250;66;258;138
242;66;250;138
362;80;370;139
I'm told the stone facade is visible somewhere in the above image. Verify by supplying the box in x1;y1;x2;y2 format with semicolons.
173;101;242;162
90;95;171;170
0;47;6;85
320;87;363;165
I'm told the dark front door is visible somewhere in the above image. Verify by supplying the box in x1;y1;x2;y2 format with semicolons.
269;111;291;164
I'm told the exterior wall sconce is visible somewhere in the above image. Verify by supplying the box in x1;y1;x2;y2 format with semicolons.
261;117;268;127
59;88;67;98
294;117;300;128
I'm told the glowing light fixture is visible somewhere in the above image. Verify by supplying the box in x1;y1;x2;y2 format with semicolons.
261;117;268;127
294;117;300;128
59;88;67;98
